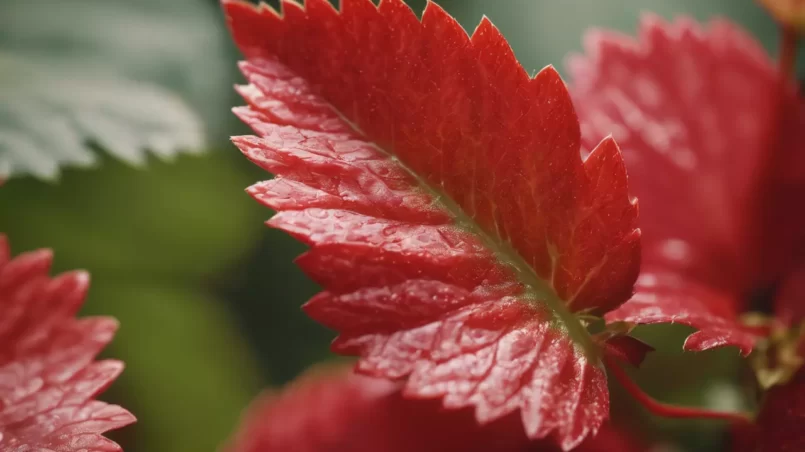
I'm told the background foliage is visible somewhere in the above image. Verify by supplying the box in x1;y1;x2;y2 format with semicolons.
0;1;786;450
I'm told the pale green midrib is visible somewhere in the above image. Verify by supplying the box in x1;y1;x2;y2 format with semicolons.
386;154;598;361
320;105;598;362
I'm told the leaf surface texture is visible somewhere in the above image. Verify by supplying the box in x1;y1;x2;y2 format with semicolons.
0;236;134;451
569;16;805;354
224;0;641;448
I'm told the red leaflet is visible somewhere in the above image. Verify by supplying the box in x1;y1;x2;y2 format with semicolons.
569;15;804;354
0;236;134;451
225;365;647;452
609;271;759;356
224;0;641;448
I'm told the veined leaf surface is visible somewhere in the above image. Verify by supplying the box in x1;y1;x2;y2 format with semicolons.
0;236;134;451
224;1;641;448
568;16;805;355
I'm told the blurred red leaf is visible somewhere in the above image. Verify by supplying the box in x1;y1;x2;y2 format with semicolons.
732;368;805;452
225;365;646;452
223;0;642;448
0;235;134;451
608;271;760;355
569;15;805;355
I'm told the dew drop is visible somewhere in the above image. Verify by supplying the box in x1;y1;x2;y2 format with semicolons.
660;239;691;262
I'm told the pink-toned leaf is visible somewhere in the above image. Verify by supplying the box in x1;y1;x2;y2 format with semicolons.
569;15;775;288
225;365;647;452
0;235;134;451
223;0;642;448
568;15;800;353
607;271;760;356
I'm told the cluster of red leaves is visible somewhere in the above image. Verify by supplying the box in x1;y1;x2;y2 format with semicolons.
571;15;805;355
0;235;133;451
221;0;805;451
225;365;645;452
569;15;805;450
224;0;643;449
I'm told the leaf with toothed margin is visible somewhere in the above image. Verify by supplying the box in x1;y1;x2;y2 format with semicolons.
606;271;761;356
0;235;135;451
0;0;232;181
224;364;645;452
568;15;805;355
223;0;641;449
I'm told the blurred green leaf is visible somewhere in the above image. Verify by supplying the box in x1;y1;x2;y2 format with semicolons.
0;0;232;179
0;151;265;279
86;280;261;452
0;53;204;179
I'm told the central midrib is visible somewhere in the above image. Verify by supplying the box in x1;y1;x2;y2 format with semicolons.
324;95;598;362
384;152;599;361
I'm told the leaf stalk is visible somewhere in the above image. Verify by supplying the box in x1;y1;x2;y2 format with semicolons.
605;356;753;424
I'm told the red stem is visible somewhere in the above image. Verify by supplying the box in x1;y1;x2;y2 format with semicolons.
605;357;753;424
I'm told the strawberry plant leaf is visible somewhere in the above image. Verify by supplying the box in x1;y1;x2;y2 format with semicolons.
224;0;641;448
0;236;134;451
225;365;644;452
608;271;760;355
0;0;231;180
568;16;787;354
0;53;202;180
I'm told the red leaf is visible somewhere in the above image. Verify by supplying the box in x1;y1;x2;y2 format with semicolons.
736;368;805;451
223;0;641;448
569;15;775;288
607;271;760;355
225;365;646;452
568;16;798;354
0;236;134;451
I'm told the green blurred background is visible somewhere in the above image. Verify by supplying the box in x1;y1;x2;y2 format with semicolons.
0;0;786;451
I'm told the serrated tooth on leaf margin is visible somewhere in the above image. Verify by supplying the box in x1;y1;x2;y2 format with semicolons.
270;208;489;256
